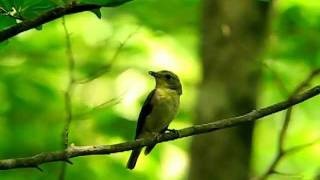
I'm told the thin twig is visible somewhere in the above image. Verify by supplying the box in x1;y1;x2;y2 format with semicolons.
263;62;290;96
75;26;140;84
0;85;319;170
258;69;320;180
271;170;303;179
62;16;75;149
59;16;75;180
278;107;292;153
285;138;320;154
73;97;121;120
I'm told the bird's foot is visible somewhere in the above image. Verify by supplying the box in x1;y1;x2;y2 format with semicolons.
166;129;180;137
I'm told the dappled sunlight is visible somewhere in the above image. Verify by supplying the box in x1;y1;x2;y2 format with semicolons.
149;36;201;83
277;0;320;10
75;78;115;108
1;0;320;179
114;69;150;120
64;13;113;46
0;55;26;67
153;48;177;69
161;144;188;180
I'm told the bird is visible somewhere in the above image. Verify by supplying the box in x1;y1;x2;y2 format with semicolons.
126;70;182;170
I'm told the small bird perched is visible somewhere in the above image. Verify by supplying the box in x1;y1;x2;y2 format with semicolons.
127;70;182;170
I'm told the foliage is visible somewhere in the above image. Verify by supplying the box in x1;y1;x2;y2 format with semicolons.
0;0;131;31
0;0;320;180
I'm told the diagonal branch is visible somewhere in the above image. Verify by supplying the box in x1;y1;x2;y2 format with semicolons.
73;97;121;120
75;26;139;84
263;62;290;96
258;68;320;180
0;85;319;170
0;0;133;42
285;138;320;154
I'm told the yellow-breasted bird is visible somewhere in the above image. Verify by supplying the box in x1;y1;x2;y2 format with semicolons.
126;70;182;170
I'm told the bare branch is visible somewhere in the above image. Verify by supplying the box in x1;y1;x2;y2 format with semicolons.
35;165;44;172
0;85;319;170
59;17;75;180
75;27;140;84
291;69;320;96
73;97;121;120
263;62;290;96
285;138;320;154
62;16;75;150
278;107;292;153
0;0;133;42
258;68;320;180
271;170;303;179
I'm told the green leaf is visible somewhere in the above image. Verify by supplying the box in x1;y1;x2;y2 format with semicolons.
0;0;58;32
79;0;132;6
48;0;65;6
0;15;16;30
13;0;57;20
0;40;9;48
0;0;13;11
90;8;102;19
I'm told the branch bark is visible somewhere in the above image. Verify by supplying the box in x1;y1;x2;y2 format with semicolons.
0;0;132;42
0;85;319;170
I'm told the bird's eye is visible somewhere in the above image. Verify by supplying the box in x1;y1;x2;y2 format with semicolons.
165;74;172;80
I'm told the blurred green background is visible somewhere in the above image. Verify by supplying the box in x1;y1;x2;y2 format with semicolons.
0;0;320;179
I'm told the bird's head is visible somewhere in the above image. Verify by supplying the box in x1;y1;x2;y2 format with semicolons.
149;70;182;95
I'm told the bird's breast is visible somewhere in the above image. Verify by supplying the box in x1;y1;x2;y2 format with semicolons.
144;88;180;132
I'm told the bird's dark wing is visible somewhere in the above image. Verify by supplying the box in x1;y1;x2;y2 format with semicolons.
135;89;155;139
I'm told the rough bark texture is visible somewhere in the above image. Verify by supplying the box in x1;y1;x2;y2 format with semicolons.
189;1;272;179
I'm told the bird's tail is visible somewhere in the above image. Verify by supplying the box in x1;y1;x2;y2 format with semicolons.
144;144;156;155
127;148;142;170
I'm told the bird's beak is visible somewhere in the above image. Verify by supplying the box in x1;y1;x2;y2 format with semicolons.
148;71;159;78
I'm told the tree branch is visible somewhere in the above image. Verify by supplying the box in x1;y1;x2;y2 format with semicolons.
73;97;121;120
59;17;76;180
263;62;290;96
258;68;320;180
0;85;319;170
61;17;75;151
0;0;132;42
75;26;139;84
